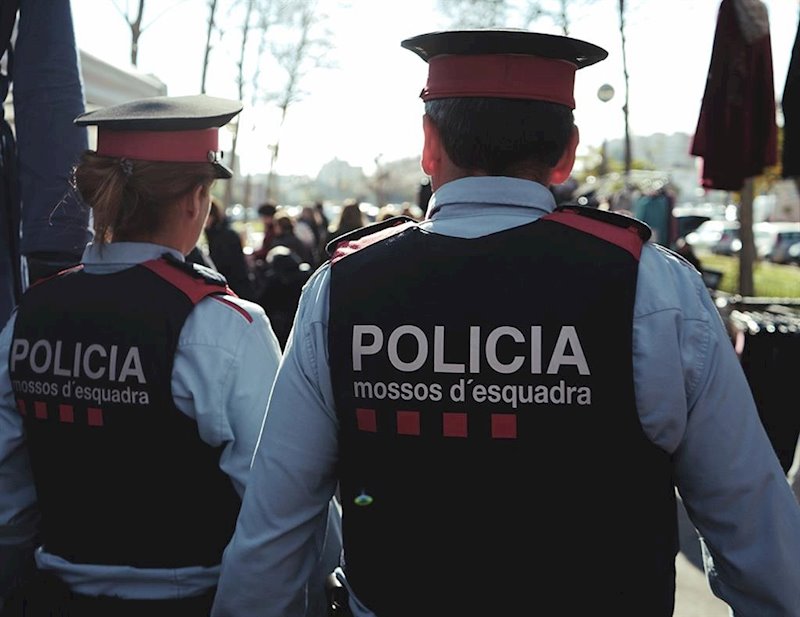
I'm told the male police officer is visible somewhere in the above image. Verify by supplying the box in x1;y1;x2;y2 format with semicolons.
212;29;800;617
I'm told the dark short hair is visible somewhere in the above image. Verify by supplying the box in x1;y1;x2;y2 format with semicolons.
424;98;574;178
258;202;277;217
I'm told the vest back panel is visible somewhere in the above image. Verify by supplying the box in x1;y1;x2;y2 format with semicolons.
329;217;678;616
10;261;240;568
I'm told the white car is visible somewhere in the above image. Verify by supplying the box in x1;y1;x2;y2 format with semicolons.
759;221;800;263
684;220;739;254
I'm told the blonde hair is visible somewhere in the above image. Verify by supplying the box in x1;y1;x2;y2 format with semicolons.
73;152;217;246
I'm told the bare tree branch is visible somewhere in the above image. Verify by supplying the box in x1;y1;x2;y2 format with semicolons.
201;0;219;94
142;0;193;32
437;0;598;34
265;0;333;198
114;0;192;67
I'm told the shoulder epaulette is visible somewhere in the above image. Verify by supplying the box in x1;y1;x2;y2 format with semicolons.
325;215;417;258
553;204;652;242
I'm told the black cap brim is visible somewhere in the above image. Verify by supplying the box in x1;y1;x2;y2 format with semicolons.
401;29;608;69
214;161;234;179
74;94;243;130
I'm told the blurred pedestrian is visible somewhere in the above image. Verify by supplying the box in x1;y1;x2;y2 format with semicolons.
417;178;432;216
271;210;314;266
186;244;215;269
375;205;399;222
400;203;424;221
295;204;326;268
0;94;283;616
211;29;800;617
314;201;330;241
251;210;314;315
254;246;312;350
204;197;254;300
328;199;366;242
251;202;277;262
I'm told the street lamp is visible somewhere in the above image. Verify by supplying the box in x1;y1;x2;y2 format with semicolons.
597;84;615;177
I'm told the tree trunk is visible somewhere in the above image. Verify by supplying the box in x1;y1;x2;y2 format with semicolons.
223;0;255;210
618;0;632;179
266;1;316;199
129;0;145;66
200;0;217;94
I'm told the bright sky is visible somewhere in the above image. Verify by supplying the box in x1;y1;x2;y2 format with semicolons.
70;0;800;178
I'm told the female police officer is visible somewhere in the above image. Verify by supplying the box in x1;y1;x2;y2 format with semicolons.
0;95;285;616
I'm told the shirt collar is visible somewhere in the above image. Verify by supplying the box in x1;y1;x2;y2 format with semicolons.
81;241;185;266
427;176;557;217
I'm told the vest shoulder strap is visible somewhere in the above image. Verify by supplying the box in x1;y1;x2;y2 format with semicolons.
326;216;417;262
141;254;234;305
544;205;651;260
551;204;652;241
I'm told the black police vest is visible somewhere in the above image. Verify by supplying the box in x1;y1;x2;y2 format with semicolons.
9;256;241;568
329;208;678;616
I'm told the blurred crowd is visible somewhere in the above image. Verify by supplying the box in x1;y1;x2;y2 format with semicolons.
190;197;425;347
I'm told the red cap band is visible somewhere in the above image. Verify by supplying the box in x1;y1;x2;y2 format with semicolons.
421;54;577;108
96;128;219;163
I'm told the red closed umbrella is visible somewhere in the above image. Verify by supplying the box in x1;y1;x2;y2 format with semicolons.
691;0;777;192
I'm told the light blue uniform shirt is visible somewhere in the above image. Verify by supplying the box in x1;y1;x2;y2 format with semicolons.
0;242;283;600
213;177;800;617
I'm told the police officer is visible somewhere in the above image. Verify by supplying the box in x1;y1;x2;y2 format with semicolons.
0;95;286;615
211;30;800;617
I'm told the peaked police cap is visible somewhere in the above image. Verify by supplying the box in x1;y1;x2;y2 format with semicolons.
74;94;243;179
401;29;608;109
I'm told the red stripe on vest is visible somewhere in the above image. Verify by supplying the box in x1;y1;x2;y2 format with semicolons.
140;258;232;305
545;210;644;260
28;264;85;289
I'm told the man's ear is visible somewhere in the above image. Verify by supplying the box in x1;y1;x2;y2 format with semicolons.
549;125;580;186
421;114;442;177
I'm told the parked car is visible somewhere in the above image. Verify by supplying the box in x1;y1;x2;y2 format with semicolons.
761;222;800;264
786;241;800;266
690;220;785;258
685;220;739;254
674;214;711;242
711;225;741;256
